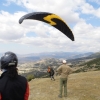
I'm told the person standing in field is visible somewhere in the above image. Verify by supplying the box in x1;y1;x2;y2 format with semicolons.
56;60;73;98
47;66;55;81
0;51;29;100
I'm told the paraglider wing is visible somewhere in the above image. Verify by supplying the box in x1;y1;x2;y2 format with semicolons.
19;12;74;41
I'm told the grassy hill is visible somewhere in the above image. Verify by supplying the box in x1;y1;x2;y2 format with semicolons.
73;58;100;73
80;57;100;69
28;71;100;100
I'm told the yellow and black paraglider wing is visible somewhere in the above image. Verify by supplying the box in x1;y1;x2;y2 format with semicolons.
19;12;74;41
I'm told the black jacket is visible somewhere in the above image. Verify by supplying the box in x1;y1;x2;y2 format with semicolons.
50;68;55;76
0;71;29;100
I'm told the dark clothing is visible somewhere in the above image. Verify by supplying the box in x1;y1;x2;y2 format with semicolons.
0;71;29;100
49;68;54;76
48;68;55;80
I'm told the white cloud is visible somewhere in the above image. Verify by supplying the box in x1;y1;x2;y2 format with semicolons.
88;0;100;5
1;0;100;53
0;11;26;41
5;0;83;23
79;1;100;18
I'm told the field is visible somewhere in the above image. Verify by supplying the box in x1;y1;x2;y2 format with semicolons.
29;71;100;100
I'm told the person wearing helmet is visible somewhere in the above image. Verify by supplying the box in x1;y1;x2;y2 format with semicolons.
56;60;73;98
0;51;29;100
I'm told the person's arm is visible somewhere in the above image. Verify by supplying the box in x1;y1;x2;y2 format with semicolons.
0;93;2;100
68;67;73;75
24;82;29;100
56;66;62;75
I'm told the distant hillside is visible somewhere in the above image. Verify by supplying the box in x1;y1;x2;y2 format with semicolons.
19;58;62;78
73;57;100;73
17;52;94;63
18;56;100;78
67;51;100;66
18;56;41;63
76;51;100;60
79;57;100;69
88;52;100;58
17;51;100;78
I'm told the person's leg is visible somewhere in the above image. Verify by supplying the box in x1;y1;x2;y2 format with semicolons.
49;73;52;80
52;75;55;80
59;78;63;97
63;78;67;97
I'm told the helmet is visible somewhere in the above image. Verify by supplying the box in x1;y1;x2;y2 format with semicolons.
0;51;18;69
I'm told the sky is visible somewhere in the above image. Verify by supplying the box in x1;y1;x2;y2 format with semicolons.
0;0;100;54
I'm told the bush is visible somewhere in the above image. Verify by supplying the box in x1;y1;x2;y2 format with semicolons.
26;74;35;82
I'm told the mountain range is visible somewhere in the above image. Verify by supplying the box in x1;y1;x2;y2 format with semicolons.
17;51;94;63
1;51;100;64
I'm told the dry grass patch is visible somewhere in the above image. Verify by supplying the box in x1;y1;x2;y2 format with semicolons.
29;71;100;100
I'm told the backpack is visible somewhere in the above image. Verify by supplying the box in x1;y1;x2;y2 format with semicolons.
47;68;51;73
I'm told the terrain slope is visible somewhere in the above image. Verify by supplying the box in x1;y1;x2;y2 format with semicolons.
29;71;100;100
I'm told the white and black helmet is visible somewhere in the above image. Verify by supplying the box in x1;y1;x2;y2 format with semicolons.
0;51;18;69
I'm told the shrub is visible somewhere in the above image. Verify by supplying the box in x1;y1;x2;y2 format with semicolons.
26;74;35;82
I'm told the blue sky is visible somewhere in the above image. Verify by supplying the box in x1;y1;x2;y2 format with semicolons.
0;0;100;54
